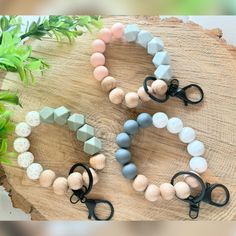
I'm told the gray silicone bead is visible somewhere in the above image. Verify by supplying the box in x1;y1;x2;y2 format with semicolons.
136;30;154;48
115;148;132;165
116;133;131;148
40;106;54;124
137;113;152;128
147;37;164;55
122;163;138;180
154;65;172;81
54;106;70;125
124;120;139;135
124;24;140;42
152;51;171;67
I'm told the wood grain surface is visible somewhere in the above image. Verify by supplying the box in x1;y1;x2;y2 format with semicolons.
1;16;236;220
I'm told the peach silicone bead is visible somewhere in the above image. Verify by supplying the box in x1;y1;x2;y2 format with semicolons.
109;88;125;104
111;23;124;39
137;86;152;102
93;66;109;81
90;53;105;67
92;39;106;53
99;28;112;43
125;92;140;108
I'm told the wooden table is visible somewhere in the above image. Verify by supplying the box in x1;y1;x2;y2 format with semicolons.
1;16;236;220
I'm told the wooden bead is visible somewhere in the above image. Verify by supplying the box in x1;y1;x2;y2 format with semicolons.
174;181;191;199
89;154;106;170
137;86;152;102
144;184;160;202
132;174;148;192
67;172;83;190
160;183;175;200
184;172;200;188
90;53;105;67
101;76;117;92
151;80;168;95
125;92;139;108
39;170;56;188
93;66;109;81
109;88;125;104
53;177;68;195
82;168;99;186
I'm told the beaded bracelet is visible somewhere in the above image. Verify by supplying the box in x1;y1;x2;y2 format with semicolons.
115;112;208;202
91;23;203;108
13;106;106;196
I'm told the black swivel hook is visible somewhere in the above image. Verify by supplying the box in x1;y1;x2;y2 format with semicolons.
69;163;114;221
171;171;230;219
143;76;204;106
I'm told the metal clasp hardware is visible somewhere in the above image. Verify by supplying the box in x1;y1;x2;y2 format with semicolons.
143;77;204;106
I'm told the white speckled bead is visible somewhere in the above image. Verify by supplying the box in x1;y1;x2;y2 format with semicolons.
25;111;40;127
167;117;183;134
179;127;196;144
189;156;208;174
15;122;31;137
14;137;30;153
174;181;191;199
152;112;168;128
187;140;205;156
26;163;43;180
17;152;34;168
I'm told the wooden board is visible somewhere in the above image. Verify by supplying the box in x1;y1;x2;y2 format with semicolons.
1;16;236;220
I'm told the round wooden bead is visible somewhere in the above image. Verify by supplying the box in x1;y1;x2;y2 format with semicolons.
18;152;34;168
93;66;109;81
179;127;196;144
39;170;56;188
25;111;40;127
122;163;137;180
160;183;176;200
90;52;105;67
125;92;139;108
92;39;106;53
167;117;183;134
189;156;208;174
101;76;117;92
89;154;106;170
111;22;124;39
109;88;125;104
187;140;205;156
151;80;168;95
137;113;152;128
82;168;99;186
174;181;191;199
184;171;200;188
53;177;68;195
116;133;131;148
15;122;31;137
115;148;131;165
68;172;83;190
124;120;139;135
99;28;112;43
14;137;30;153
137;86;152;102
152;112;168;128
132;174;148;192
26;163;43;180
145;184;160;202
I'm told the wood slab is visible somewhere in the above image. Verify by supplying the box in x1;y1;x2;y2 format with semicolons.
1;16;236;220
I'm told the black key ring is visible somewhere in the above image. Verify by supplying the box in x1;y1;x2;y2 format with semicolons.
171;171;230;219
143;76;204;106
69;163;114;221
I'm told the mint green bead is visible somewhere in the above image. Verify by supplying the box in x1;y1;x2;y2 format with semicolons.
84;137;102;155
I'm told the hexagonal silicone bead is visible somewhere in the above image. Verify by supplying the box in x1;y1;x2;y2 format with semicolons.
152;51;170;67
136;30;153;48
154;65;172;81
147;37;164;55
76;124;95;142
40;106;54;124
54;106;70;125
67;113;85;131
124;24;140;42
84;137;102;155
